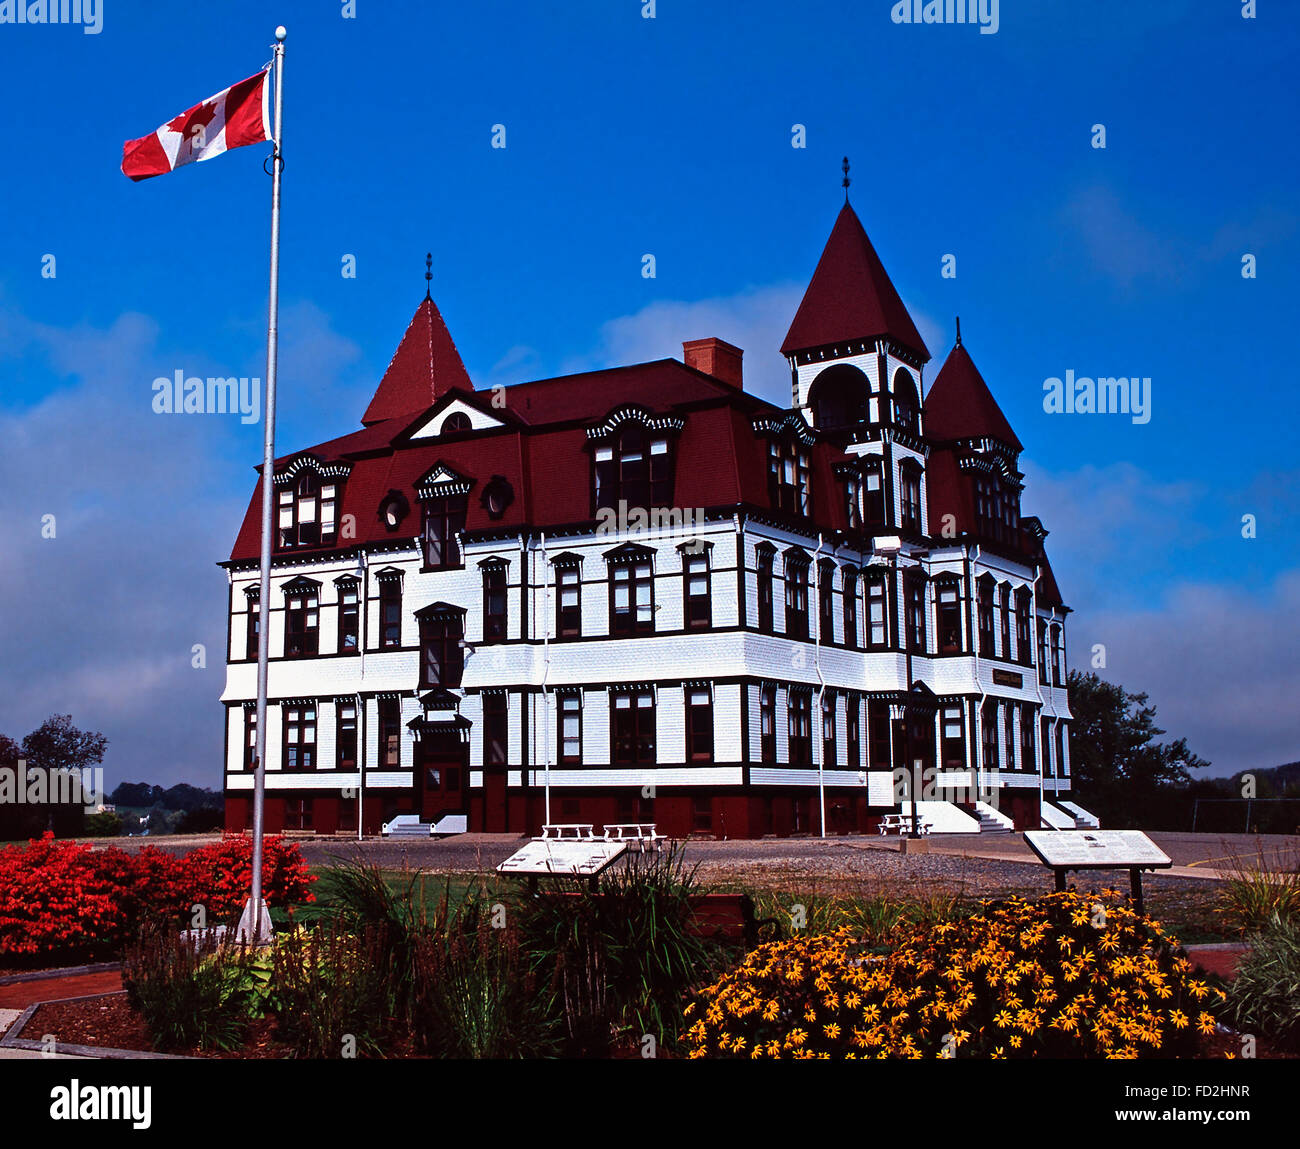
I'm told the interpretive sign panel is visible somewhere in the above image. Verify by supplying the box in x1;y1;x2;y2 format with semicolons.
497;838;628;877
1024;830;1171;870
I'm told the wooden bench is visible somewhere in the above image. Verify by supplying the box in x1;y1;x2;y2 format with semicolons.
687;893;780;947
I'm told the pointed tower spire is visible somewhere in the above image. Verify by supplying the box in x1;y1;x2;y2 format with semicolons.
842;156;850;203
955;315;961;347
424;251;432;300
781;202;929;360
923;331;1022;450
361;280;473;427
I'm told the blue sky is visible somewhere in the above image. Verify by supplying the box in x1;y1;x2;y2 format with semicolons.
0;0;1296;788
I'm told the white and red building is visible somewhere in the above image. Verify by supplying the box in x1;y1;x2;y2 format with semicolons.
220;201;1075;837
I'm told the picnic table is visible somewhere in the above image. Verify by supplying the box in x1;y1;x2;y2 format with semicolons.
877;812;932;837
602;823;665;852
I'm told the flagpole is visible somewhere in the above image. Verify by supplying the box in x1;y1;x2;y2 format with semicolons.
247;25;286;944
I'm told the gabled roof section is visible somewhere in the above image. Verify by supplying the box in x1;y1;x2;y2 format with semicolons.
361;296;473;427
781;203;929;361
924;340;1023;452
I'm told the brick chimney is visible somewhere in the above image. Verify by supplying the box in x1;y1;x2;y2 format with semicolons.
682;337;744;389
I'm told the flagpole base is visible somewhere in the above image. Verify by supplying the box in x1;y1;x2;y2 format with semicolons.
236;897;274;945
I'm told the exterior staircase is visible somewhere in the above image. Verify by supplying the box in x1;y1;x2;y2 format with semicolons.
973;801;1013;834
381;814;432;838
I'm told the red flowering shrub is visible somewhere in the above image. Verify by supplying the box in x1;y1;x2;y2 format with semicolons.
0;833;315;963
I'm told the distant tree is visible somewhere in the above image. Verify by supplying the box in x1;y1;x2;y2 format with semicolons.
175;807;225;834
1068;671;1210;829
83;811;124;838
109;782;163;808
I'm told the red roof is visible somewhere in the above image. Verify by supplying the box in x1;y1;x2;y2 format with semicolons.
360;296;473;426
781;203;929;360
923;341;1023;451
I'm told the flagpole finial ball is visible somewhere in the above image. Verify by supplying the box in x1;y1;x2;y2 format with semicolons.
275;26;287;41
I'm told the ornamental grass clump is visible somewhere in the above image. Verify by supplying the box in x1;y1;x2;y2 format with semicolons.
1222;915;1300;1054
684;889;1222;1059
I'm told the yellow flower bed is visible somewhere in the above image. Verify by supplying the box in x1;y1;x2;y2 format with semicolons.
684;890;1222;1059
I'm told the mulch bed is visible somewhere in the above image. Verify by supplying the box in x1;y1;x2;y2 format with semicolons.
29;994;291;1059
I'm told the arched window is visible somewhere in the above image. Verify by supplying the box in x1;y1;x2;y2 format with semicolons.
442;411;472;434
892;369;920;433
808;363;869;430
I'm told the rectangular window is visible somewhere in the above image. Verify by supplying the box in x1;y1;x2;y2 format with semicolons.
846;696;861;767
1000;585;1012;660
866;572;888;648
868;700;891;769
686;689;713;761
243;708;257;769
378;698;401;769
785;561;809;640
557;565;581;637
379;579;402;649
684;552;711;628
422;495;467;569
278;475;340;550
1038;620;1050;685
938;581;961;654
285;587;320;658
1015;591;1031;665
978;579;995;657
338;581;360;653
245;594;260;660
844;474;862;531
483;565;508;644
788;691;812;765
941;705;965;771
1042;716;1054;776
982;702;999;772
560;694;582;764
818;563;835;644
1021;707;1036;773
611;560;654;636
1051;626;1064;687
1004;703;1017;771
862;459;885;527
843;572;859;649
483;694;507;766
336;700;357;769
760;685;777;763
900;466;922;532
612;690;656;765
338;794;357;832
1056;723;1068;776
821;693;836;767
905;576;926;653
283;704;317;770
420;613;464;688
757;549;774;634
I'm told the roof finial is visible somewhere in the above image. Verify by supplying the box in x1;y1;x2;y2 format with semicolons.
955;316;962;347
842;156;851;202
424;252;432;300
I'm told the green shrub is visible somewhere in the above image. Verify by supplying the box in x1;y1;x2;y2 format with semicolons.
409;901;555;1058
1223;916;1300;1053
270;921;397;1058
1217;847;1300;933
513;846;722;1055
122;926;258;1052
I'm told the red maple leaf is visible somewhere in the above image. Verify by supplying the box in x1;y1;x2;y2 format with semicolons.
166;98;219;144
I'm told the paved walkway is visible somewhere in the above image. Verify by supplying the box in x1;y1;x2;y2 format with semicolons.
0;968;123;1010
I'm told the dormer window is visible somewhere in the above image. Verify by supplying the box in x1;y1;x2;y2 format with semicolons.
594;425;672;513
768;435;811;516
277;471;340;549
378;490;411;533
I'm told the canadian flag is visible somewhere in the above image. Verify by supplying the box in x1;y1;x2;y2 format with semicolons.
122;71;271;182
